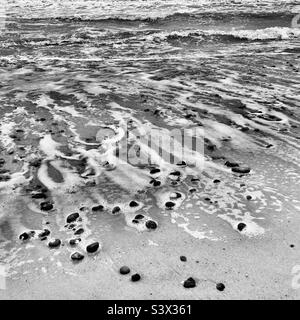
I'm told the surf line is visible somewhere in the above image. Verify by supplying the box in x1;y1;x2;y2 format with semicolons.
107;304;142;318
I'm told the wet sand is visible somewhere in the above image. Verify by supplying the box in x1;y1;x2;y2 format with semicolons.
1;0;300;300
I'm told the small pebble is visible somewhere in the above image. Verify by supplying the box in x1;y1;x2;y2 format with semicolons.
180;256;187;262
183;277;196;288
246;195;252;200
146;220;157;230
120;266;131;275
92;205;104;212
150;168;160;174
165;201;175;209
129;201;139;207
216;283;225;291
69;238;81;246
135;214;144;220
86;242;99;253
71;252;84;261
19;232;30;241
74;228;84;235
112;206;121;214
131;273;141;282
38;229;50;238
48;239;61;248
237;223;247;232
66;212;79;223
40;202;53;211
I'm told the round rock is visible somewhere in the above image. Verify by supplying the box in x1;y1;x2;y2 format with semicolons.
48;239;61;248
216;283;225;291
131;273;141;282
66;212;79;223
120;266;131;275
71;252;84;262
237;223;247;232
40;202;53;211
86;242;100;253
146;220;157;230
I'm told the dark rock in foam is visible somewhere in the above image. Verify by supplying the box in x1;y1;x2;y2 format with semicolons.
146;220;157;230
71;252;84;261
66;212;80;223
86;242;99;253
120;266;130;275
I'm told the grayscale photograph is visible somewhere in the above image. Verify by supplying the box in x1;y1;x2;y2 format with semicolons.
0;0;299;302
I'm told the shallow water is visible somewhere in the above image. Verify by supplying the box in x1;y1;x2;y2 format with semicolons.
0;0;300;296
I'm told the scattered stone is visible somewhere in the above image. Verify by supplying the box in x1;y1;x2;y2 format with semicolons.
86;242;99;253
48;239;61;248
19;232;30;241
290;244;295;248
237;223;247;232
132;219;139;224
216;283;225;291
146;220;157;230
74;228;84;235
38;229;50;239
180;256;187;262
40;201;53;211
129;201;139;207
165;201;175;209
170;171;181;176
213;179;221;183
71;252;84;261
232;167;251;174
131;273;141;282
183;277;196;288
31;192;47;199
112;206;121;214
135;214;144;220
177;161;187;167
189;188;197;193
66;212;80;223
151;180;161;187
246;195;252;200
92;205;104;212
225;161;239;168
120;266;131;275
150;168;160;174
69;238;81;246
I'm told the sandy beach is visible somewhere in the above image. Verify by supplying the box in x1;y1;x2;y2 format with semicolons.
0;0;300;300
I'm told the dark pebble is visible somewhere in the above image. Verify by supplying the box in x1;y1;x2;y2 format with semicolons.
170;171;181;176
19;232;30;241
86;242;100;253
146;220;157;230
40;202;53;211
132;219;139;224
237;223;247;232
131;273;141;282
129;201;139;207
71;252;84;261
48;239;61;248
69;238;81;246
66;212;80;223
74;228;84;235
232;167;251;174
246;195;252;200
216;283;225;291
31;193;47;199
135;214;144;220
38;229;50;238
120;266;131;275
225;161;239;168
150;168;160;174
183;277;196;288
180;256;187;262
165;201;175;209
92;205;104;212
112;206;121;214
213;179;221;183
153;180;161;187
177;161;186;167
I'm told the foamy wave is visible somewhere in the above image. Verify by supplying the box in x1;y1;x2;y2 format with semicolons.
147;27;300;42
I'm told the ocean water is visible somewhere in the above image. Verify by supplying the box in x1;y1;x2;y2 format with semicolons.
0;0;300;290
